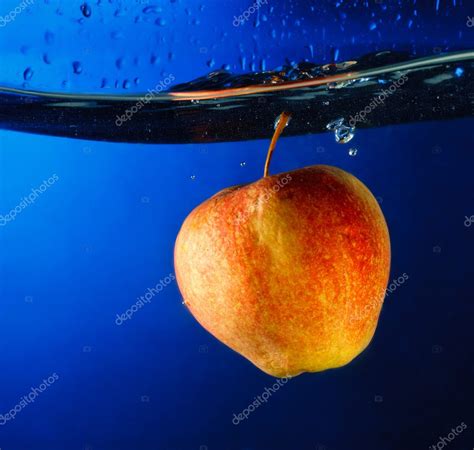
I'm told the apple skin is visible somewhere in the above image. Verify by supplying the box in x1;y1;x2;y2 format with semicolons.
174;165;391;377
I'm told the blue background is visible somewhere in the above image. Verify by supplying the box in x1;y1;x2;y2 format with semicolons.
0;1;473;449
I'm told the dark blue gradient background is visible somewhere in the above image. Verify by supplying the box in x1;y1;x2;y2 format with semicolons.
0;1;473;449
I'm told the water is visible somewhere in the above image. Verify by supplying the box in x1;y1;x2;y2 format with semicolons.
0;1;474;450
1;51;473;143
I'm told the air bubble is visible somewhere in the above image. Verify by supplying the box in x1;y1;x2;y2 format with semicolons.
335;126;355;144
326;118;355;144
326;118;344;131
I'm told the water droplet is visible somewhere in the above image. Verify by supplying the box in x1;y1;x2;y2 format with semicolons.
123;79;131;89
274;113;291;130
155;17;166;26
327;118;355;144
23;67;34;81
116;58;125;70
240;162;246;167
190;175;196;180
327;79;356;90
143;5;162;14
335;126;355;144
80;2;91;18
72;61;83;74
43;53;51;65
326;118;344;130
348;148;358;156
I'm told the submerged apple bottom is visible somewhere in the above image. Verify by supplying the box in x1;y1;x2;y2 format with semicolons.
174;165;391;377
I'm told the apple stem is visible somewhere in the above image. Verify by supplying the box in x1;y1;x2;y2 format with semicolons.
264;112;292;177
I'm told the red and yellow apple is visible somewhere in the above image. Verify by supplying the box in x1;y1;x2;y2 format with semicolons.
174;165;390;377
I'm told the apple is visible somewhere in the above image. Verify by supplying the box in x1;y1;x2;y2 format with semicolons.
174;164;391;377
